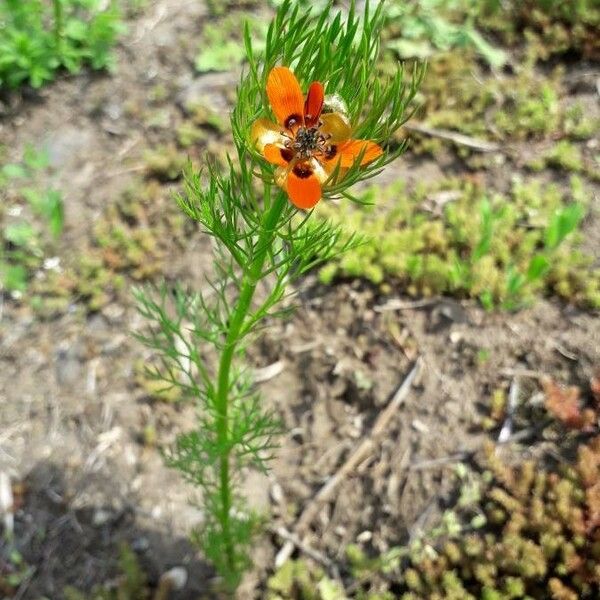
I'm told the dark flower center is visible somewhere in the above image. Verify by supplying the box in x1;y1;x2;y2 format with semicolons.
294;126;320;153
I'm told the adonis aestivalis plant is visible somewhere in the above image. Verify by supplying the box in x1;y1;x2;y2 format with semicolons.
135;0;423;592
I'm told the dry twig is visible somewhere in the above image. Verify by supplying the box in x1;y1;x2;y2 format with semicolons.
272;525;340;576
404;122;502;152
374;298;440;312
276;359;423;565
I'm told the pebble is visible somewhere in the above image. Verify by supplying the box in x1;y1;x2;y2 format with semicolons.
131;536;150;552
449;330;463;344
357;530;373;543
92;508;113;527
411;419;429;433
270;482;284;505
159;567;188;590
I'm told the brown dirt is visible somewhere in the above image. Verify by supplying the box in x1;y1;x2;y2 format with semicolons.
0;2;599;599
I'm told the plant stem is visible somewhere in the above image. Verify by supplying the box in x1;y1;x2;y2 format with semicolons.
52;0;64;54
214;191;287;575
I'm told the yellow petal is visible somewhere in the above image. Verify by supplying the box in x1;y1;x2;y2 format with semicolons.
251;118;288;152
274;165;288;189
320;112;352;144
310;157;329;184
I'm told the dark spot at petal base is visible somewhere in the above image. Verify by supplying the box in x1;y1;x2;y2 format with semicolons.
324;145;337;160
284;114;303;130
293;163;313;179
280;147;295;162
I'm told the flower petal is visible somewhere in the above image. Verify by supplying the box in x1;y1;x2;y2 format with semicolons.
304;81;324;128
274;166;288;189
309;157;329;184
327;139;383;168
287;163;321;209
263;143;293;166
319;112;352;144
251;118;288;152
267;66;305;129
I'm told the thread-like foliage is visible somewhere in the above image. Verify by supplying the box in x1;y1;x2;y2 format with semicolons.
135;0;420;590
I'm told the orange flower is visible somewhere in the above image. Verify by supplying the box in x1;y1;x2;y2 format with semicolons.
251;66;383;210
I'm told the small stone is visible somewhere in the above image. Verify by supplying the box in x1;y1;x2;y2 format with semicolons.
159;567;187;590
449;331;463;344
131;536;150;552
270;482;284;505
92;509;112;527
411;419;429;433
357;530;372;543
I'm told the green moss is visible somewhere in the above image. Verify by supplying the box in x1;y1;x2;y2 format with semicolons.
316;177;599;310
563;102;600;141
477;0;600;60
342;434;600;599
267;559;341;600
144;145;188;181
92;180;187;281
411;53;567;147
176;121;209;148
134;359;183;403
529;141;584;173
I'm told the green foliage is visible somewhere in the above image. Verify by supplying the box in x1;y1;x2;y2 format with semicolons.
0;0;124;90
417;54;567;143
384;436;600;599
528;140;591;176
317;176;600;310
384;0;507;67
196;11;268;73
0;549;35;596
325;378;600;599
267;559;347;600
0;146;64;295
478;0;600;59
136;1;420;590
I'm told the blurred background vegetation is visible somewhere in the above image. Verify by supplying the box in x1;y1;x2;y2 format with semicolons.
1;0;599;598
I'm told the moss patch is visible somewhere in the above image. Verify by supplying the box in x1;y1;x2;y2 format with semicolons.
317;176;599;310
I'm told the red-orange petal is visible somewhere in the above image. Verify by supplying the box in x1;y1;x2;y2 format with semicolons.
304;81;324;128
266;66;305;129
287;164;321;209
263;144;292;166
334;139;383;167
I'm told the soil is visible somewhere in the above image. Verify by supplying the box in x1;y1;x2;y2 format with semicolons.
0;2;598;599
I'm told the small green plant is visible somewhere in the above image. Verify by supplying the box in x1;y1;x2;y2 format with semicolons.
0;549;35;597
267;559;347;600
135;0;422;590
479;0;600;59
384;0;507;67
0;146;64;295
388;427;600;598
0;0;124;90
195;11;269;73
529;140;585;174
318;176;599;310
305;376;600;600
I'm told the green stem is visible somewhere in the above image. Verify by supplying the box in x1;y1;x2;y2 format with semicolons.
52;0;64;54
214;191;286;575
